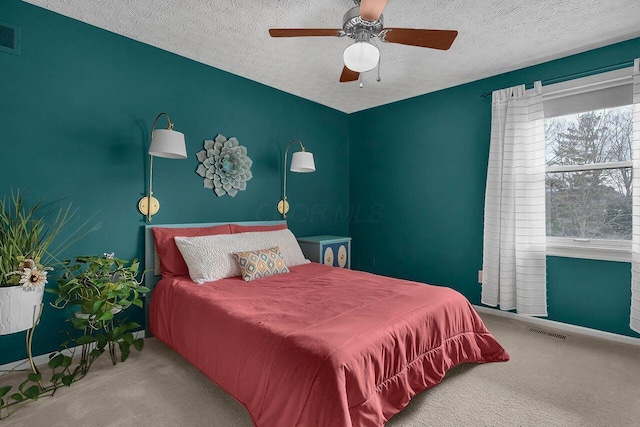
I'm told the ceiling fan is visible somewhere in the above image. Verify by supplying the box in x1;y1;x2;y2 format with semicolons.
269;0;458;83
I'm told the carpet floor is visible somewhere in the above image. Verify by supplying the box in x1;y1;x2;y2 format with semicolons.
1;313;639;426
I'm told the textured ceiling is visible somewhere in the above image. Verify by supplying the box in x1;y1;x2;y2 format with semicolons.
25;0;640;113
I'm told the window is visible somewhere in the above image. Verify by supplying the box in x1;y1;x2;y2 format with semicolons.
543;68;633;262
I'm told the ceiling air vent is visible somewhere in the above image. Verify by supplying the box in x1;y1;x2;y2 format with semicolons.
0;21;21;56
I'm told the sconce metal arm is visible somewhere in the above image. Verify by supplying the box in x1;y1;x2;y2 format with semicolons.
145;112;174;222
279;139;307;218
282;139;306;205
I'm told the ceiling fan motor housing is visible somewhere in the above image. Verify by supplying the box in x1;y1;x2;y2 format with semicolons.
342;6;383;40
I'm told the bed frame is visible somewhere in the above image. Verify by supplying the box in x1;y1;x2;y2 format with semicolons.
143;220;287;336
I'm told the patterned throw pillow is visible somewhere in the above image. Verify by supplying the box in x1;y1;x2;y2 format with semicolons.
233;246;290;281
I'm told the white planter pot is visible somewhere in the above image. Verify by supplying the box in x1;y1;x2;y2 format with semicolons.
0;286;45;335
74;305;122;320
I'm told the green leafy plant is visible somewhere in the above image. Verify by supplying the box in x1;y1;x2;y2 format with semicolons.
0;189;99;419
0;189;98;288
51;254;147;318
49;253;149;368
0;373;45;419
0;254;148;419
0;354;80;419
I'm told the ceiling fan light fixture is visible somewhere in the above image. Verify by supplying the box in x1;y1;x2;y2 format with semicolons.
343;41;379;73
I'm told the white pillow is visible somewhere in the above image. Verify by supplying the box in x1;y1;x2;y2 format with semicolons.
174;228;309;284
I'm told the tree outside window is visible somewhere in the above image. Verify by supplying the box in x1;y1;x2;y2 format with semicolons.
545;106;633;240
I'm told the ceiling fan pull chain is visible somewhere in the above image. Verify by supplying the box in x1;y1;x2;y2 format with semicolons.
377;53;382;82
359;73;364;88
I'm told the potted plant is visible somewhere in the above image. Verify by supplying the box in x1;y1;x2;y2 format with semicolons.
0;190;95;335
0;255;146;420
49;253;149;371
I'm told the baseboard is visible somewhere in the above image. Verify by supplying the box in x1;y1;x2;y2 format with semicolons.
474;305;640;347
0;331;146;374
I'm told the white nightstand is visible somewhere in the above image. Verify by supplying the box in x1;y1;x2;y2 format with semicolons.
297;236;351;269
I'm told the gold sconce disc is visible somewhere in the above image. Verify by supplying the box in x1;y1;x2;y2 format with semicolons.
138;196;160;216
277;199;290;215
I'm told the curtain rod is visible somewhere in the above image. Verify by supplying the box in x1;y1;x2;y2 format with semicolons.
479;60;635;99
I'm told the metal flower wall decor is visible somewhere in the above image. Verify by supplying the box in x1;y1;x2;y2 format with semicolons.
196;134;253;197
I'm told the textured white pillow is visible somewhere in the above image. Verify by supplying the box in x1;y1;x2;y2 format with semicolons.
174;229;308;284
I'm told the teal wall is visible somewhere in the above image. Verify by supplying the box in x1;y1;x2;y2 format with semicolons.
349;38;640;339
0;0;349;364
2;0;639;367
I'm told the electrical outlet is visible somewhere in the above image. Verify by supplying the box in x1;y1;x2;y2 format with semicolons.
478;270;483;284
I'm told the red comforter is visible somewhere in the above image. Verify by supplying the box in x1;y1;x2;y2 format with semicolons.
149;263;508;426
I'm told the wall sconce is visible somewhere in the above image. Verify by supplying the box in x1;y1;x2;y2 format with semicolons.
277;139;316;218
138;112;187;222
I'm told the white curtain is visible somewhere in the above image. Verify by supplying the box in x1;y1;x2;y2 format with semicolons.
482;81;548;316
631;59;640;333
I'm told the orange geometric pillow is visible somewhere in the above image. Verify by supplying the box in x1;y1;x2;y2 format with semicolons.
232;246;289;281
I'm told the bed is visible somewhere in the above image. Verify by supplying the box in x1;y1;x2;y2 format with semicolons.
145;222;509;427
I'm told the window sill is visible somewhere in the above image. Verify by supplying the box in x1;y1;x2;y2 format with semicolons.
546;238;631;263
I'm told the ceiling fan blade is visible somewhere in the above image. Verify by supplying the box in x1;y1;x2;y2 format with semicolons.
340;66;360;83
359;0;389;21
269;29;342;37
381;28;458;50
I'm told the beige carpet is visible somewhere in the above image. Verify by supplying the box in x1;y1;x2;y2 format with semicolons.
1;313;639;426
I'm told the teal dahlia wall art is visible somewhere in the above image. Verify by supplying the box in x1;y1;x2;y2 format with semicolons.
196;134;253;197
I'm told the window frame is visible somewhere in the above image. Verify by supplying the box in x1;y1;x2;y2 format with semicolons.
543;67;634;262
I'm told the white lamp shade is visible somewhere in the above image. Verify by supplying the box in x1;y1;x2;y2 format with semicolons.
290;151;315;173
149;129;187;159
343;42;380;73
